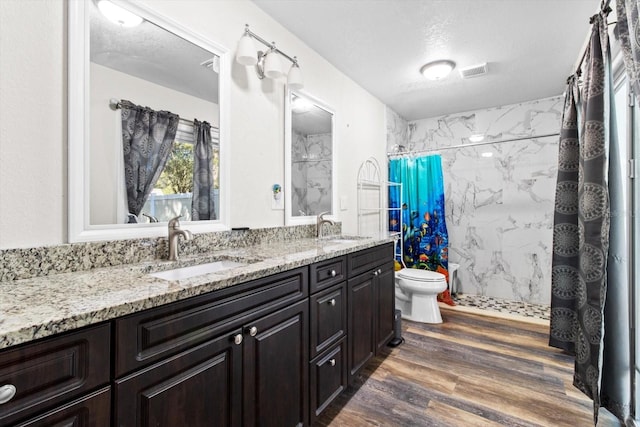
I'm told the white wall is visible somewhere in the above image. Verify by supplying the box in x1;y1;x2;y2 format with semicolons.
0;0;387;249
0;0;66;248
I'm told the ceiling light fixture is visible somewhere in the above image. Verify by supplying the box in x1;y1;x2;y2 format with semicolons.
96;0;143;27
469;134;485;143
420;60;456;81
235;24;304;90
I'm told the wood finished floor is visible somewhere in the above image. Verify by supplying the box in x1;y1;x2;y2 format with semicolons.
315;308;621;427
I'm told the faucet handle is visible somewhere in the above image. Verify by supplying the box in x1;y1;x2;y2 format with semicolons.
168;215;182;228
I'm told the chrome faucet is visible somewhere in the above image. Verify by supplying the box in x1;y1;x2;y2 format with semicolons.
317;211;335;238
168;216;193;261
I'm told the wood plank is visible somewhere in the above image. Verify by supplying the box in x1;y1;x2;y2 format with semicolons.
315;309;621;427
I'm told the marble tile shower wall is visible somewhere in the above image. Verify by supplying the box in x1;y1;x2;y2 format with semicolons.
386;106;409;153
389;96;563;304
291;130;332;215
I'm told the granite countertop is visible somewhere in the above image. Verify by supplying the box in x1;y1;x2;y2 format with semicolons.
0;235;394;350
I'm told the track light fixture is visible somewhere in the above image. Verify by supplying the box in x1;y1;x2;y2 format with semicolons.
236;24;304;90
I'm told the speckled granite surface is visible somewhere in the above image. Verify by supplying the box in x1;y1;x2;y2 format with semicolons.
0;223;340;282
0;232;393;350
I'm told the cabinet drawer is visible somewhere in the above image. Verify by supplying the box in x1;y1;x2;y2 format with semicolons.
15;387;111;427
115;267;307;377
310;256;345;293
310;283;346;359
310;338;346;422
0;324;111;426
347;243;394;278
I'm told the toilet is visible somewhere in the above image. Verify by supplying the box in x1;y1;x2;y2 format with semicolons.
395;268;448;324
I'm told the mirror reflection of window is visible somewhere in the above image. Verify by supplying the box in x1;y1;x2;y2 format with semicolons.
140;124;220;223
290;94;333;217
88;0;220;225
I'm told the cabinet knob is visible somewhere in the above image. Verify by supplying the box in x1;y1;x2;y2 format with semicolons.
330;269;337;277
248;326;258;337
328;359;336;367
328;298;336;306
373;271;379;277
0;384;17;404
233;334;243;345
378;268;382;274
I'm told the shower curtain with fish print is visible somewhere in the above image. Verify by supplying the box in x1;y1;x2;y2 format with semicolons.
389;155;454;305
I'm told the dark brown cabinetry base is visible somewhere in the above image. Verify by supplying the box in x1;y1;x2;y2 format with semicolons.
0;243;394;426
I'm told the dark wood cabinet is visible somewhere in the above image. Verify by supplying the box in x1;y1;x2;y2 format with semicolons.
0;243;394;427
243;300;309;427
114;268;309;427
310;256;346;293
310;283;346;359
346;243;395;385
14;387;111;427
347;271;375;383
0;324;111;426
375;261;396;352
309;338;346;423
114;331;242;427
114;267;307;377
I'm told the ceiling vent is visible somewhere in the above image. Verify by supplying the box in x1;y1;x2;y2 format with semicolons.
459;62;488;79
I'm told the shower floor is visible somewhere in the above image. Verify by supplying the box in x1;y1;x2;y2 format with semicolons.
450;293;550;322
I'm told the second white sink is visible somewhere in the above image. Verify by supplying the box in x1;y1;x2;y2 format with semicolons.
149;260;247;281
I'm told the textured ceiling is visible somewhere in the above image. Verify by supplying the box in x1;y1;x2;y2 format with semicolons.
89;1;219;104
252;0;602;120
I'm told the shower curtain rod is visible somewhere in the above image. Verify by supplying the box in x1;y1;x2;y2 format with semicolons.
386;132;560;158
573;0;613;74
108;99;219;130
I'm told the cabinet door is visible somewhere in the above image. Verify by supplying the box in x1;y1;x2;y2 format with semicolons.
15;387;111;427
347;272;375;385
115;331;242;427
243;299;309;427
375;262;395;353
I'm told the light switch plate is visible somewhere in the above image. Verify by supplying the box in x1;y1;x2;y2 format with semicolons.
340;196;348;211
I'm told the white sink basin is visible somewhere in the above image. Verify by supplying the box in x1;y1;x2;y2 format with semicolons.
327;239;359;244
149;260;247;281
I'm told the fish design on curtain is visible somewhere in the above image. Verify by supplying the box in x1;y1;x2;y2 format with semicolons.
389;155;454;305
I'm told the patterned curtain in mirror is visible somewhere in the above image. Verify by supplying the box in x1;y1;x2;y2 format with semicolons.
191;119;216;220
120;100;179;221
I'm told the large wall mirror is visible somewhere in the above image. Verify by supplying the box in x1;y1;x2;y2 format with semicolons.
69;0;229;242
284;90;336;225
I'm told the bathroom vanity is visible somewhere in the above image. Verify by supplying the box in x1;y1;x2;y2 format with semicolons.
0;239;394;426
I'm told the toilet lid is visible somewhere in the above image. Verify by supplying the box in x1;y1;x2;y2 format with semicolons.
397;268;446;282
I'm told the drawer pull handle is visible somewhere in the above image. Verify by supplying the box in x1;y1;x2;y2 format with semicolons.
328;359;336;367
233;334;243;345
330;269;337;277
248;326;258;337
0;384;16;404
328;299;336;306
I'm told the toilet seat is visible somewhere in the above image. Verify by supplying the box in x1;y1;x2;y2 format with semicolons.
396;269;445;282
